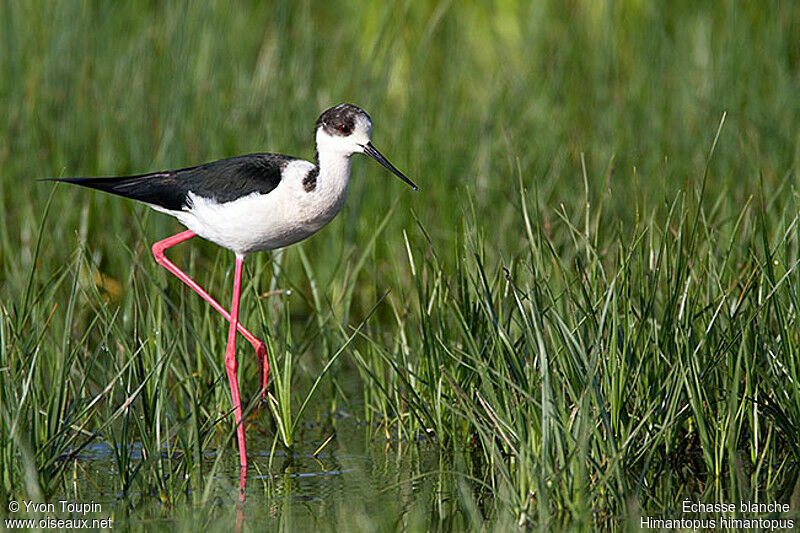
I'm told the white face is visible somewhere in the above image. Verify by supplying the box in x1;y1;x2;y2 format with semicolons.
315;104;373;156
314;103;418;190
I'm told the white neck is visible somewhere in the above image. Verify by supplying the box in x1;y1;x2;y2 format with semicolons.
301;132;354;224
316;146;352;187
314;129;359;197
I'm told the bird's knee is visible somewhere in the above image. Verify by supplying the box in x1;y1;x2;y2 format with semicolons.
255;340;267;355
151;242;167;264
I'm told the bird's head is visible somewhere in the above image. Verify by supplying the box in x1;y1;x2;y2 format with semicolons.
315;104;417;190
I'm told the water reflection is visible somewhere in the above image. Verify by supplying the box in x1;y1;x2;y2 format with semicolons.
52;413;468;531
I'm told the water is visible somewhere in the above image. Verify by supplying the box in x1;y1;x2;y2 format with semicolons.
42;412;474;531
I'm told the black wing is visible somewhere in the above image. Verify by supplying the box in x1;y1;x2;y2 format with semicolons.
50;153;295;211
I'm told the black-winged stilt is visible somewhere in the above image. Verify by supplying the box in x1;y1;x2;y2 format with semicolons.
51;104;417;474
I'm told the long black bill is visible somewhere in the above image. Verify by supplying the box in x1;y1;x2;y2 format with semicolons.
363;142;418;191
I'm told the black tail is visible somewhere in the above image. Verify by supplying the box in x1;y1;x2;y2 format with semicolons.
48;153;292;211
47;173;186;211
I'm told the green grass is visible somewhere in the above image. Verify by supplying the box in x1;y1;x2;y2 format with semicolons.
1;0;799;530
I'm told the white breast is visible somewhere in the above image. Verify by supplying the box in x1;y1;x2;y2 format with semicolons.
169;159;351;256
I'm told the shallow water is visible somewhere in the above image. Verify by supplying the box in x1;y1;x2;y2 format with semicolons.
39;411;469;532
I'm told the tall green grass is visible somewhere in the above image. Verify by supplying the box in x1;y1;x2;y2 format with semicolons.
1;0;799;529
354;118;800;526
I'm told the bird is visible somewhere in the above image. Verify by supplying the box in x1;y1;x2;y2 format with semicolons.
50;103;417;475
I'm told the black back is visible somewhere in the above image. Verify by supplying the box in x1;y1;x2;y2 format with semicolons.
52;153;295;211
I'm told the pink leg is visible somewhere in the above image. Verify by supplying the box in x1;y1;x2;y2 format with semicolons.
226;255;247;469
236;465;246;531
151;230;270;397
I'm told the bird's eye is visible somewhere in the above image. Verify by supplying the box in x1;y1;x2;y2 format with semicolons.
337;124;350;134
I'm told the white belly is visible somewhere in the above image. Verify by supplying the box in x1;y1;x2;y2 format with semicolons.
168;160;349;256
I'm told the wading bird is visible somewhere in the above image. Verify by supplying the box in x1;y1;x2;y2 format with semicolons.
52;104;417;473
